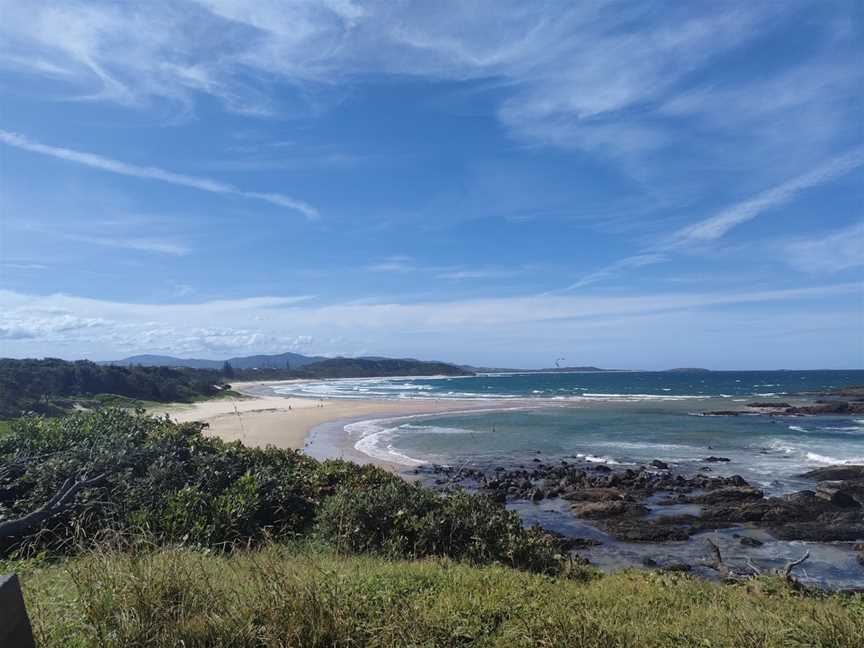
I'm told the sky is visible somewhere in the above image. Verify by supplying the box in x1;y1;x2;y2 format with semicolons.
0;0;862;370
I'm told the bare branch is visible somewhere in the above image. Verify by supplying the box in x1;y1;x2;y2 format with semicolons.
704;538;731;580
0;473;106;541
781;551;810;581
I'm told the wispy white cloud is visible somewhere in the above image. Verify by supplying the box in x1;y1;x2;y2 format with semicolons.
0;283;858;360
1;263;48;271
784;222;864;274
435;268;524;281
3;0;858;161
59;233;190;256
364;256;417;273
668;148;864;247
0;130;319;218
555;254;667;293
364;257;528;281
556;150;864;291
168;280;195;298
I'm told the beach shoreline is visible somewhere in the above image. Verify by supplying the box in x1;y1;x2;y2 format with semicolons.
149;385;540;469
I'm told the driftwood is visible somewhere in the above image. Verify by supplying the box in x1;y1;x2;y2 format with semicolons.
704;537;810;585
0;473;105;541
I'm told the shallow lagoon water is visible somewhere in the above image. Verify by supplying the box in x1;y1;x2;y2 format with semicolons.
290;370;864;587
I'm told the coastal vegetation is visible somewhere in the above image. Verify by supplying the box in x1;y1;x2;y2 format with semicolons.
288;357;472;379
0;356;471;420
0;409;561;570
0;358;230;419
2;408;863;645
20;546;864;647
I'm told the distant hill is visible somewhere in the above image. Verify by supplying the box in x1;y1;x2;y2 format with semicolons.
292;358;473;379
665;368;712;373
105;352;325;370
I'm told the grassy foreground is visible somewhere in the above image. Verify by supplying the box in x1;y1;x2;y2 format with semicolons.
19;545;864;648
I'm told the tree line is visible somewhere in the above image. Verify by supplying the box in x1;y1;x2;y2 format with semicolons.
0;358;226;418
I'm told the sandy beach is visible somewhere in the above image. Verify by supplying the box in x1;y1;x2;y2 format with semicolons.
150;382;526;462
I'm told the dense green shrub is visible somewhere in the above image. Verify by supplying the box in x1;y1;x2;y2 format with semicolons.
0;358;227;418
0;409;358;553
315;480;562;573
0;409;565;575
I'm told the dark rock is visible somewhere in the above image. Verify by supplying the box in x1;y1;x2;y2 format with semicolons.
641;557;659;568
650;459;669;470
770;519;864;542
782;490;817;503
606;521;694;542
784;401;864;415
815;481;862;508
661;563;692;573
800;465;864;481
539;530;600;552
693;486;764;505
530;488;545;502
561;487;626;503
566;537;603;549
488;490;506;504
571;501;648;519
739;536;764;547
747;402;791;408
703;456;731;463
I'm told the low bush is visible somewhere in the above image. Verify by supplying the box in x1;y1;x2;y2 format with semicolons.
0;409;565;575
316;481;565;574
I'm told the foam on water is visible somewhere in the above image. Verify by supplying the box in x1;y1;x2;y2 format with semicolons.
805;452;864;465
345;419;428;466
267;369;864;403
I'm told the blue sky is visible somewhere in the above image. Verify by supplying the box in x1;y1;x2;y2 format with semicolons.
0;0;862;369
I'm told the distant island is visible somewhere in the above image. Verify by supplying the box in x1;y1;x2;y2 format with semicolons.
105;352;624;375
465;365;622;373
665;367;712;373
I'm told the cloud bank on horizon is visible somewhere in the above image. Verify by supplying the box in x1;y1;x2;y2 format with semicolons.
0;0;861;368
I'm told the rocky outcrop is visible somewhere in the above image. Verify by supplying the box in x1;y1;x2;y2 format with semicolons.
815;481;863;508
420;457;864;547
691;486;763;504
748;402;792;409
704;397;864;417
801;465;864;481
784;401;864;415
570;501;648;519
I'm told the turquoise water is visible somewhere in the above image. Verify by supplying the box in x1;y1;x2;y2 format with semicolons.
272;370;864;489
280;370;864;587
275;369;864;401
359;406;863;492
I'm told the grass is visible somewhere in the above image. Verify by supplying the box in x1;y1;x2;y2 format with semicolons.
91;388;247;409
0;419;11;437
18;545;864;648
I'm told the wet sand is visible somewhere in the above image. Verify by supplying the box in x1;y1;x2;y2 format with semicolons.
151;383;534;460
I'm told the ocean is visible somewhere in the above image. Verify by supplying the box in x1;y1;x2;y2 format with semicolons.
275;370;864;487
267;370;864;587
